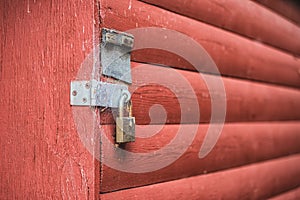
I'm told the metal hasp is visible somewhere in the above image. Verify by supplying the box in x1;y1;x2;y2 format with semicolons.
70;28;135;144
101;28;134;84
70;80;130;108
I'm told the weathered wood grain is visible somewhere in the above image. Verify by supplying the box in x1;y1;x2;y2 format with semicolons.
101;62;300;125
100;122;300;192
100;0;300;88
141;0;300;56
253;0;300;25
268;187;300;200
0;1;100;199
101;155;300;199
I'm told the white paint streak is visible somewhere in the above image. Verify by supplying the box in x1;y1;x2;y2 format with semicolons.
27;0;31;13
41;51;45;67
128;0;132;10
82;25;86;51
100;8;106;19
82;41;85;52
80;167;88;194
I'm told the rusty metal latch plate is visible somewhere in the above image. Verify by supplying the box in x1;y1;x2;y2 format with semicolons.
70;80;130;108
101;28;134;84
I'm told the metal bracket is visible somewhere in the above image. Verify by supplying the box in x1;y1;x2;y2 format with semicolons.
70;80;130;108
101;28;134;84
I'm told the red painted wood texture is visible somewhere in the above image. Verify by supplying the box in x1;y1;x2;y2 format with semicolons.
0;1;100;199
269;187;300;200
100;62;300;125
100;0;300;88
253;0;300;25
141;0;300;55
100;122;300;192
101;155;300;199
1;0;300;199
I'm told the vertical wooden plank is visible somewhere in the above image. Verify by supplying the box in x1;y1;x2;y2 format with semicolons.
0;0;99;199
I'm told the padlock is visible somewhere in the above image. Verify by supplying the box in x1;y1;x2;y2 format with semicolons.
116;93;135;143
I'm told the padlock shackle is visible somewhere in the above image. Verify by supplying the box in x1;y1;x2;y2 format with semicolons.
118;92;130;117
116;91;135;144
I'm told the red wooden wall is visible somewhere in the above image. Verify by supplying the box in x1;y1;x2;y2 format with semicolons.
99;0;300;199
1;0;300;199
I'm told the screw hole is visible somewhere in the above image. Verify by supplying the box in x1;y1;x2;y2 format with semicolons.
72;90;77;96
85;82;90;89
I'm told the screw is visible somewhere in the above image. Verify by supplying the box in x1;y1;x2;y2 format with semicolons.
85;82;90;89
83;97;87;103
72;90;77;96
